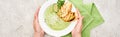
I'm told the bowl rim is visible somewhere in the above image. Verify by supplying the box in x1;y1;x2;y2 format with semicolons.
38;0;77;36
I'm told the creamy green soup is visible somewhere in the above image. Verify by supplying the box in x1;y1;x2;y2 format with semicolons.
44;4;70;30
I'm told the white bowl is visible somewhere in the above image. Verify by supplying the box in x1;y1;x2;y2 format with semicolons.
38;0;77;36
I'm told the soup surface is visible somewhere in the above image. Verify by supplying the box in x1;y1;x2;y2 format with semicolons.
44;4;70;30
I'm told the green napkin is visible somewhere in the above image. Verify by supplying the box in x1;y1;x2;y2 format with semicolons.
62;0;104;37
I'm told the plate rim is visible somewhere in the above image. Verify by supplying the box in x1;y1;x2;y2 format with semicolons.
38;0;77;36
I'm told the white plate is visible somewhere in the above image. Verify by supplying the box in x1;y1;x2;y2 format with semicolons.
38;0;77;36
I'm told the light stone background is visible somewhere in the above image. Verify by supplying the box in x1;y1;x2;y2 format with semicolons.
0;0;120;37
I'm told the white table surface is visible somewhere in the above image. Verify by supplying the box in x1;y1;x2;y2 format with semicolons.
0;0;120;37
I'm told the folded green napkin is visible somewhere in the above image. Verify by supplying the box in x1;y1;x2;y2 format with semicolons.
62;0;104;37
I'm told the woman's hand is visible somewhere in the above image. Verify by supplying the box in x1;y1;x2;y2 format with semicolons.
33;7;45;37
72;9;84;37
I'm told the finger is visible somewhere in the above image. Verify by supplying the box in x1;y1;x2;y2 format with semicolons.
78;16;84;29
75;16;84;32
75;9;83;21
74;9;81;30
34;7;40;23
79;24;82;32
33;7;41;32
34;7;40;18
75;10;79;20
76;20;82;30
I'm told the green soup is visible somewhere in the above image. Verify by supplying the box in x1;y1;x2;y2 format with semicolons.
44;4;70;30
